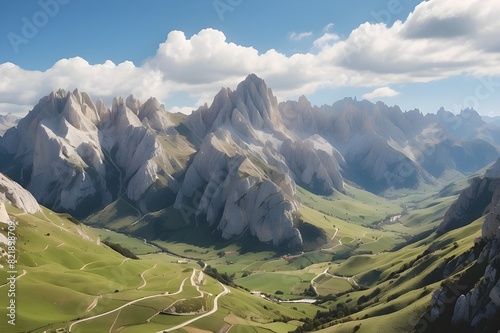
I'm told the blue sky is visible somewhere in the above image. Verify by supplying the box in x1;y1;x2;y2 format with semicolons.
1;0;499;115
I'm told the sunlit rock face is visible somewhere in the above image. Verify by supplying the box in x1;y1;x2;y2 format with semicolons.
0;173;40;214
0;89;190;217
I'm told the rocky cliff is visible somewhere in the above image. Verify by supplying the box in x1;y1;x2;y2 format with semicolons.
426;159;500;332
0;173;40;214
177;75;345;246
0;89;191;217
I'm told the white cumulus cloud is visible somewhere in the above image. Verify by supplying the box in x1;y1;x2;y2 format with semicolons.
313;33;340;49
323;23;334;33
0;0;499;115
363;87;399;100
289;31;313;41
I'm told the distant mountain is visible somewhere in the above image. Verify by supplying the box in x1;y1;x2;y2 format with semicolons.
280;98;499;191
0;74;499;248
0;113;20;136
483;115;500;127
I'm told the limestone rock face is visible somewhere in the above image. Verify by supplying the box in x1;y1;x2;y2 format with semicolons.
279;95;318;137
482;184;500;240
280;136;344;195
0;173;39;214
2;74;500;249
451;294;469;325
0;202;9;224
175;128;302;246
437;173;500;235
0;89;191;217
449;256;500;327
179;75;352;246
178;75;310;246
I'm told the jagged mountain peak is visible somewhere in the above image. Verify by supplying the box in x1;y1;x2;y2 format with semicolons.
192;74;283;138
112;96;143;128
139;97;177;133
234;75;281;130
126;94;142;114
460;107;484;126
1;74;499;248
297;95;312;109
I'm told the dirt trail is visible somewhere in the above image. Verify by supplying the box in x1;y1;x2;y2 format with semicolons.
137;263;158;289
69;273;190;332
155;276;230;333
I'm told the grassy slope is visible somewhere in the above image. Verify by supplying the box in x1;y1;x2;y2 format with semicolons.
309;217;484;333
0;204;323;333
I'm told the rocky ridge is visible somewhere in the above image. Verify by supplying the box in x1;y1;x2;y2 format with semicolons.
427;159;500;332
279;97;498;192
0;89;190;217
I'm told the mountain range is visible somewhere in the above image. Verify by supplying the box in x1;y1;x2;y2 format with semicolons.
0;74;499;248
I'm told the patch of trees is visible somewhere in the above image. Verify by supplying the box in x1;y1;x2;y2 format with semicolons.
103;241;139;259
204;265;237;287
302;285;317;297
241;271;251;277
289;302;351;333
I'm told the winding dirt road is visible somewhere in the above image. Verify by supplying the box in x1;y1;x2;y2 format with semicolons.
156;280;230;333
137;263;158;289
69;269;230;333
311;267;359;295
68;273;190;332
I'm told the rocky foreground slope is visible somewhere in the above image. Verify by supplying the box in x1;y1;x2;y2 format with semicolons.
425;159;500;332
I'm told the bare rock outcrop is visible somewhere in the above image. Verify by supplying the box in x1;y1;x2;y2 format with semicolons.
0;173;40;214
